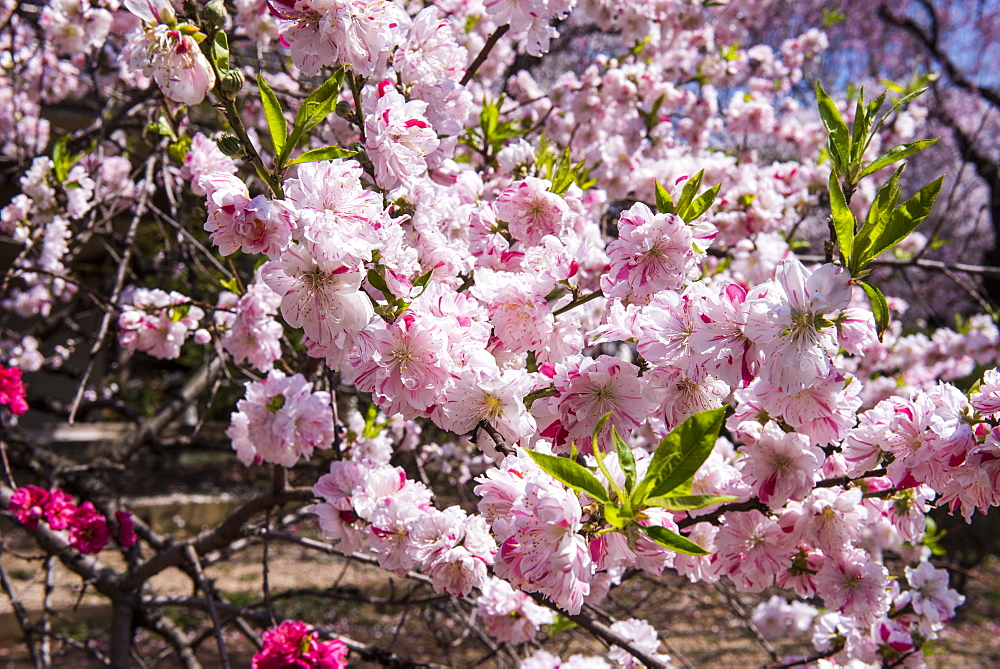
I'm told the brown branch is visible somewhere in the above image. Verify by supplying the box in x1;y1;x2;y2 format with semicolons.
530;593;670;669
460;25;511;86
120;486;314;590
795;254;1000;278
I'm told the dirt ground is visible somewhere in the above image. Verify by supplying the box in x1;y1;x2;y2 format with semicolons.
3;511;1000;669
2;449;1000;667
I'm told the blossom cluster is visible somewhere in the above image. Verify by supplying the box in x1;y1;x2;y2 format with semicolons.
311;457;496;596
3;0;999;665
251;620;348;669
8;485;135;554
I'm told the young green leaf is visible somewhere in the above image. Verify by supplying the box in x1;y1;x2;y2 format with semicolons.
285;145;357;166
631;407;726;505
828;172;855;264
643;494;737;511
857;281;889;340
655;179;675;214
639;525;709;556
611;426;637;493
816;80;851;173
866;176;943;262
851;163;905;273
859;139;938;179
526;450;610;503
283;68;346;162
212;31;230;72
258;73;287;159
680;182;721;222
674;170;705;218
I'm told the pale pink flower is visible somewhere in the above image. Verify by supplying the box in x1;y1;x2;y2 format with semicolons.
689;283;761;388
270;0;410;77
261;242;373;347
227;369;336;467
436;365;536;452
900;562;964;624
534;356;654;453
741;260;850;392
118;288;204;360
181;134;238;196
971;368;1000;418
219;281;285;372
603;202;716;303
608;618;669;669
646;366;729;432
794;487;867;556
124;0;216;105
713;509;793;592
364;83;439;190
477;577;555;644
815;547;890;625
738;421;822;508
494;177;569;246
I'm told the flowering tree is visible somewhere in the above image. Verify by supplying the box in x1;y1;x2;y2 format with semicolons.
1;0;999;667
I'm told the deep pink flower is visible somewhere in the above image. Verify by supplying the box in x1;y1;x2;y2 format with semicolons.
8;484;49;530
44;488;77;530
116;510;137;548
66;502;112;555
0;365;28;415
251;620;348;669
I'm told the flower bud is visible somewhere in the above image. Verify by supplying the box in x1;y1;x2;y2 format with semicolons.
335;101;355;122
203;0;228;30
220;69;244;100
217;135;247;158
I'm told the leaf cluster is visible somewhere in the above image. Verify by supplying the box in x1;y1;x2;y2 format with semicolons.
527;408;732;557
816;81;943;338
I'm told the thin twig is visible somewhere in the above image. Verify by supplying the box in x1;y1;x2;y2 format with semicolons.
184;545;230;669
67;154;157;423
461;25;511;86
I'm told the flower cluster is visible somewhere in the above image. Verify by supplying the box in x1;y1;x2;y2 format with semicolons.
251;620;348;669
0;364;28;415
8;485;135;554
312;457;495;596
227;370;336;467
118;287;206;360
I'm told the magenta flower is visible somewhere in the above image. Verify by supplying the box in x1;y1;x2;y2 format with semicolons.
0;364;28;415
66;502;112;555
251;620;348;669
8;484;49;530
116;510;137;548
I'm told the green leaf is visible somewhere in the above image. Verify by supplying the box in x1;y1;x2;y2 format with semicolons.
674;170;705;219
546;615;578;636
632;407;725;505
828;171;855;264
366;268;390;296
868;176;943;261
527;450;610;503
285;145;357;166
612;426;637;494
680;182;720;222
212;31;230;72
283;68;346;162
604;503;630;529
258;73;287;159
816;80;851;173
643;494;737;511
655;179;675;214
851;164;905;273
639;525;709;556
858;281;889;341
859;139;938;179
